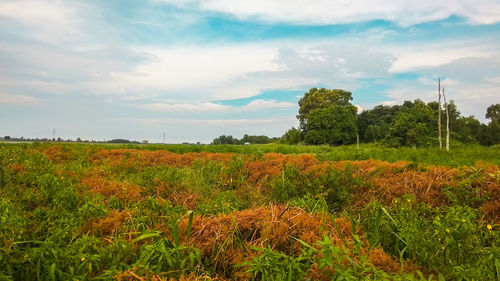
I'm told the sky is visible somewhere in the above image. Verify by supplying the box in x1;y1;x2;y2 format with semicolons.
1;0;500;143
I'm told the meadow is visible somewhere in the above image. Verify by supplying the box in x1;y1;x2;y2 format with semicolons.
0;142;499;280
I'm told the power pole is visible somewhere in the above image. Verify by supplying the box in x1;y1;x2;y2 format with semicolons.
438;78;442;150
443;87;450;151
52;128;56;141
163;131;166;144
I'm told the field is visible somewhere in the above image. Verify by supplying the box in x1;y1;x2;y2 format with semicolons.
0;142;499;280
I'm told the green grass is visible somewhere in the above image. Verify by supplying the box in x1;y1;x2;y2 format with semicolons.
3;141;499;166
0;142;498;280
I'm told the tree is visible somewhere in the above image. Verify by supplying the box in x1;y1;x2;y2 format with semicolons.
212;135;240;145
454;116;481;143
241;134;271;144
486;104;500;122
304;105;357;145
281;127;301;145
479;104;500;146
297;88;353;131
297;88;357;146
357;104;400;143
385;100;436;147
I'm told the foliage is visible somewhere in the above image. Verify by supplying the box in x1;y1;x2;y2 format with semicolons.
281;127;301;145
362;197;499;280
304;105;358;145
0;143;499;280
297;88;353;130
384;100;436;147
243;246;314;281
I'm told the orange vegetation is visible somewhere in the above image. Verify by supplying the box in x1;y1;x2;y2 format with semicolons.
168;191;199;210
355;165;457;207
92;149;233;167
244;153;325;187
83;210;131;235
475;162;500;224
38;146;70;162
80;148;500;222
176;205;406;278
6;163;27;174
81;176;142;202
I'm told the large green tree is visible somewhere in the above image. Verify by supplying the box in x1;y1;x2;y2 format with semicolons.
297;88;357;145
297;88;353;131
304;105;358;145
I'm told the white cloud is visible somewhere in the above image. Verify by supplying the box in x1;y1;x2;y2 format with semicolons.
486;75;500;84
0;0;86;44
389;43;498;72
0;0;76;27
140;99;295;113
380;55;500;122
159;0;500;26
90;45;282;100
355;104;365;113
0;93;38;105
119;116;293;127
241;99;295;110
142;102;230;112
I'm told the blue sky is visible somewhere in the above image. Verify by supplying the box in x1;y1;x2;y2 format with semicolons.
1;0;500;143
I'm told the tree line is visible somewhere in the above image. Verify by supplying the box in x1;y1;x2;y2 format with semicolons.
212;134;280;145
213;87;500;147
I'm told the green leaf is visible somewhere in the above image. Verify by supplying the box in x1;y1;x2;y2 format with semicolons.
131;231;161;244
185;210;194;243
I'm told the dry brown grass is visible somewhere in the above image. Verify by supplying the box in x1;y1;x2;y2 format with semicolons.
81;176;142;202
83;210;131;235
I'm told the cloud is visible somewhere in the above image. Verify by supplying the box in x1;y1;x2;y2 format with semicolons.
89;45;282;100
158;0;500;26
129;116;295;127
241;99;295;110
0;40;148;96
140;99;295;113
0;0;87;44
142;102;230;112
388;42;499;72
0;0;77;28
2;0;500;142
379;55;500;121
0;92;37;104
486;75;500;84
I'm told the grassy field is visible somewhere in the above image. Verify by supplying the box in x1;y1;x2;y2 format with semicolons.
0;142;499;280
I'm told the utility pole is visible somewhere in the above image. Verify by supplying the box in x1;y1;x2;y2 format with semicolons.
163;131;166;144
52;128;56;141
438;78;442;150
443;87;450;151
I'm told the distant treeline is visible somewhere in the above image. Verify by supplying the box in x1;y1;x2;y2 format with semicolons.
214;88;500;147
212;134;280;145
0;137;145;144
